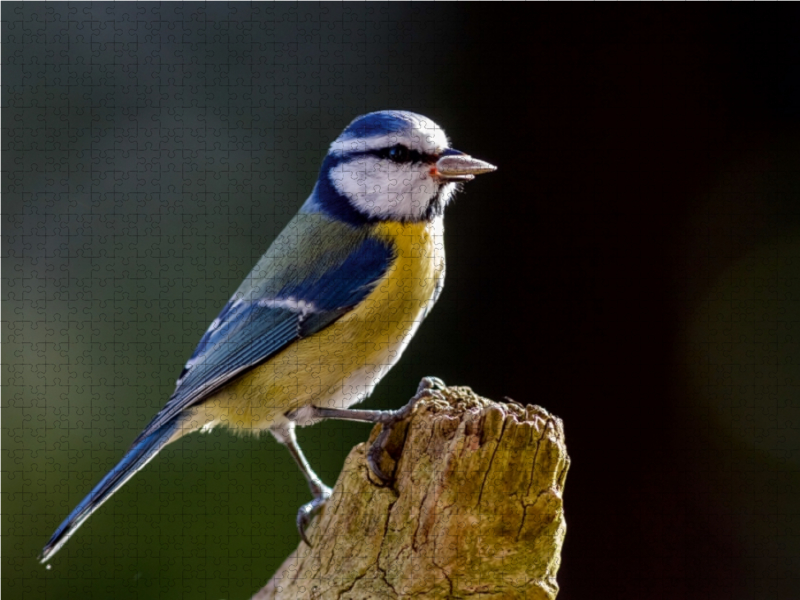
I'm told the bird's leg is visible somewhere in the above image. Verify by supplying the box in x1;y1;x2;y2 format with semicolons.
304;376;446;483
274;422;331;546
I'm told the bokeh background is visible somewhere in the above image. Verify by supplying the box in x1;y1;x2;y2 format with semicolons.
4;3;800;599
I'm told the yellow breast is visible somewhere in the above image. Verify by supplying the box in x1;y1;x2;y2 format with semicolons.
188;218;446;435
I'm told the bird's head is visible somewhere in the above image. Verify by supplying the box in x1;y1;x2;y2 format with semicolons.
309;110;496;225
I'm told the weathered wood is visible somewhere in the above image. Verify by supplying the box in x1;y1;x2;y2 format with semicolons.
254;386;569;600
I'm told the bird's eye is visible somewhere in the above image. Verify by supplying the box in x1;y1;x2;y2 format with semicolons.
386;145;409;163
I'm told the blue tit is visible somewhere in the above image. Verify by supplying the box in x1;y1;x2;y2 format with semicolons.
40;110;496;562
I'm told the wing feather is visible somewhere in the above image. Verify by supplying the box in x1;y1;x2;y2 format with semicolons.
131;226;394;446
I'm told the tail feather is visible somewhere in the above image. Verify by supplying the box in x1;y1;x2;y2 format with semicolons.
39;420;179;563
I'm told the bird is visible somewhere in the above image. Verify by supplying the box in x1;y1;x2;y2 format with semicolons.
40;110;496;563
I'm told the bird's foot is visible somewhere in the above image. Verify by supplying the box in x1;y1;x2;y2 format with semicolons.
296;483;332;547
367;376;446;483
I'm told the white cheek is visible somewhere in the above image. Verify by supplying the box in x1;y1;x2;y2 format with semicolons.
330;157;436;220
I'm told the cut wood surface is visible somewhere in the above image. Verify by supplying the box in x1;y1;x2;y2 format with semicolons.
253;386;570;600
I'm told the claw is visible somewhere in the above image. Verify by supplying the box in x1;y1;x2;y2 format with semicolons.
366;434;393;483
367;377;446;483
296;484;332;546
418;375;445;395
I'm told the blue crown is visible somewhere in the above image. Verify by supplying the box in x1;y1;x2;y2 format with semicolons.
339;111;426;140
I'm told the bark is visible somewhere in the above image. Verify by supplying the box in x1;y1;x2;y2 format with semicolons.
253;386;570;600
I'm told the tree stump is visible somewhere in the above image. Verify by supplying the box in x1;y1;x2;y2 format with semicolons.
253;386;570;600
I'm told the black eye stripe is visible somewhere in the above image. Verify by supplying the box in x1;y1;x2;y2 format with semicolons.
385;145;408;163
384;145;430;164
345;145;435;164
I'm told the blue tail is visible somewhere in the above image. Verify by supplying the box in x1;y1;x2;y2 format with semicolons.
39;420;179;563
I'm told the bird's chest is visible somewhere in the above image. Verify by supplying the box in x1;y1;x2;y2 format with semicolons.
302;219;444;409
344;219;446;346
204;219;447;424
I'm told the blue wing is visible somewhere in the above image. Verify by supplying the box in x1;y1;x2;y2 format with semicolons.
131;232;394;445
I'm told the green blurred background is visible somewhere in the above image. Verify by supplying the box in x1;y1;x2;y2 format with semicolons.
4;3;800;599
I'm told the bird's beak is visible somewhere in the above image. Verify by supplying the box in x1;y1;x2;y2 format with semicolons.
434;148;497;182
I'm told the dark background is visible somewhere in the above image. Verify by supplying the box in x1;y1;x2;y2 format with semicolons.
4;3;800;599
